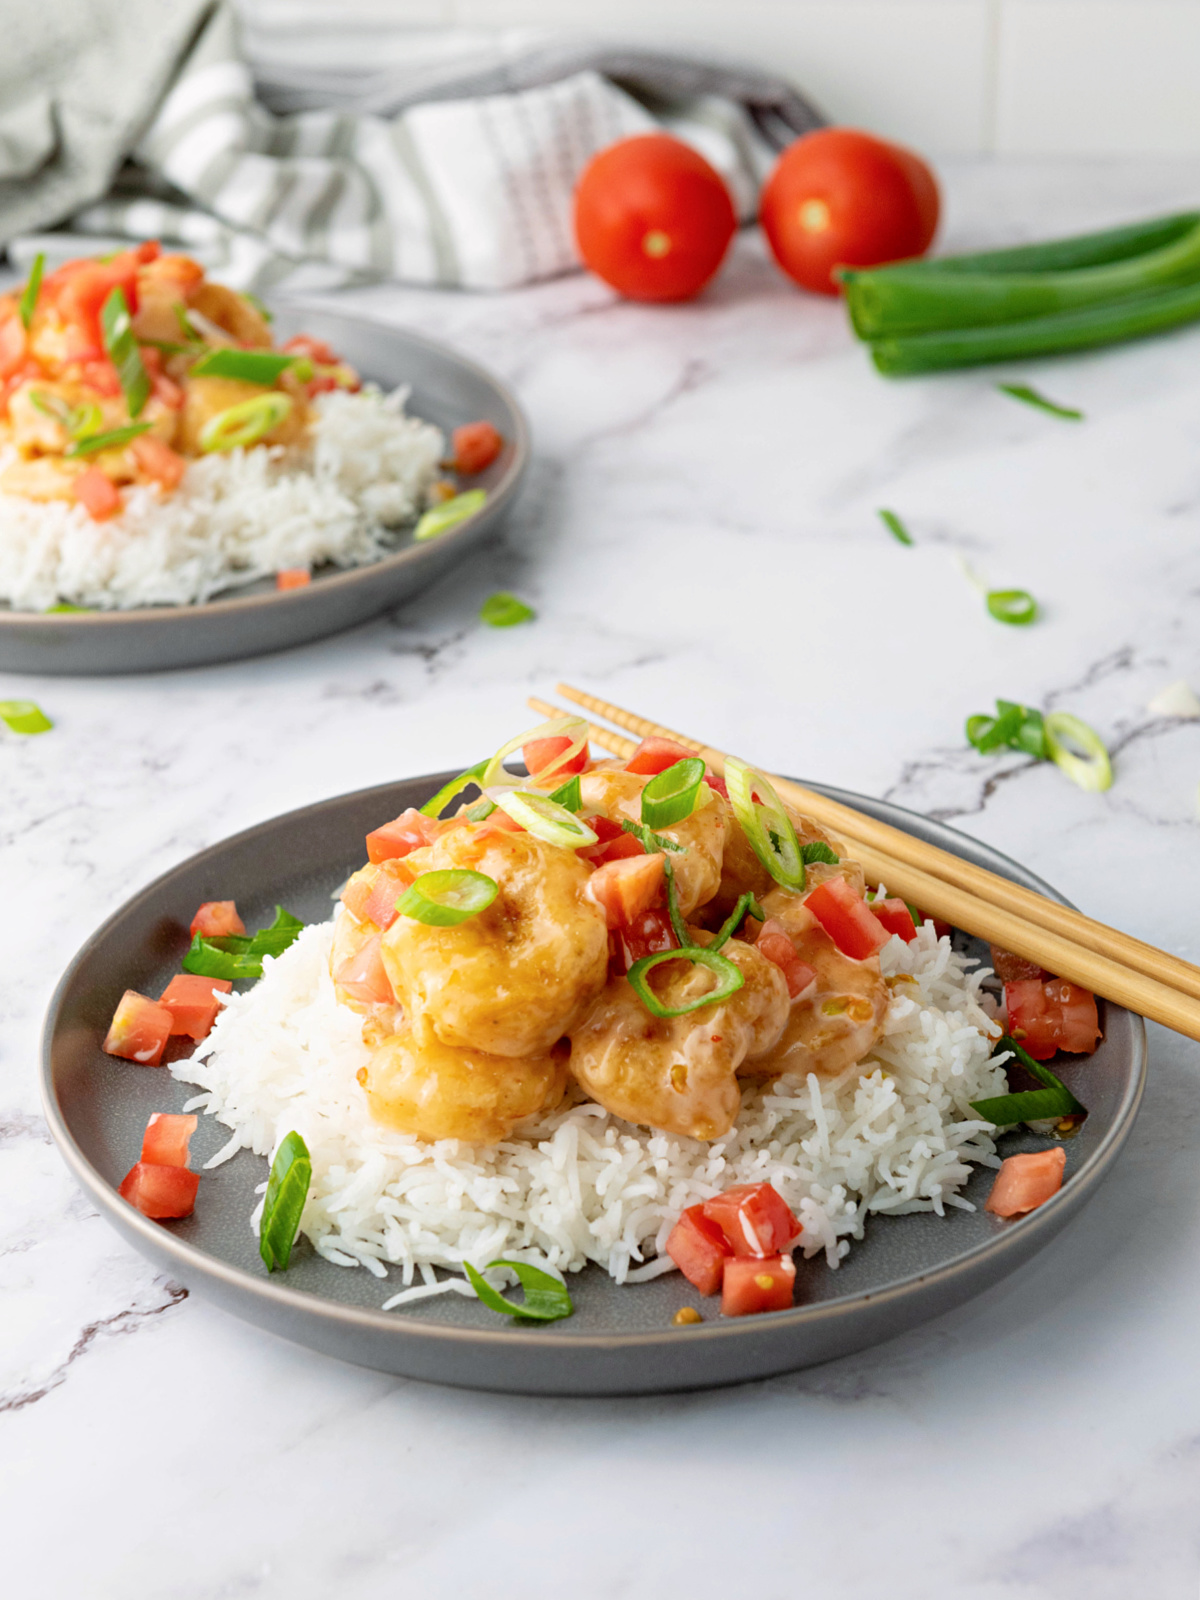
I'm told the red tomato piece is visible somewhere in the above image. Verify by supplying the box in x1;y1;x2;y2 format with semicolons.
47;251;142;352
666;1204;733;1296
158;974;232;1039
131;433;187;490
523;734;588;780
805;876;889;960
579;814;644;866
0;305;27;376
363;858;417;929
282;334;340;365
140;1112;198;1167
624;736;698;776
1005;979;1101;1060
985;1146;1066;1218
872;897;918;943
588;852;665;929
704;770;729;800
574;133;737;302
190;901;245;938
334;933;393;1005
365;807;438;864
452;420;504;474
759;127;940;295
611;908;677;971
755;920;817;998
138;345;185;411
721;1254;796;1316
703;1183;799;1258
72;465;122;521
276;568;311;590
118;1161;200;1219
103;991;174;1066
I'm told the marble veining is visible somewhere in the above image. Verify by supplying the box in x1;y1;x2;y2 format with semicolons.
5;157;1200;1596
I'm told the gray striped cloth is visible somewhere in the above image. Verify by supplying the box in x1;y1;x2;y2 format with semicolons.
2;0;821;292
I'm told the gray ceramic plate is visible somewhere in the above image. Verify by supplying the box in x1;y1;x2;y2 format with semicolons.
0;308;528;675
41;774;1145;1395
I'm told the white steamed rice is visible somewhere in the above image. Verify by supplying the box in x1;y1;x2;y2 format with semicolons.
0;386;444;612
172;919;1009;1308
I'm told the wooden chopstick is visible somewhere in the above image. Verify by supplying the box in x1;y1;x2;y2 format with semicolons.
529;688;1200;1043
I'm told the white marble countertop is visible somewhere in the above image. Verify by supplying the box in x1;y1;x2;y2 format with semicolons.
6;158;1200;1597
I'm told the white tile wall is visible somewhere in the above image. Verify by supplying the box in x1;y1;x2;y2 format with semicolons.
243;0;1200;156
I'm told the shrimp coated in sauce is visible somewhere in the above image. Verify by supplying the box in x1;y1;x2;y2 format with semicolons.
577;768;726;917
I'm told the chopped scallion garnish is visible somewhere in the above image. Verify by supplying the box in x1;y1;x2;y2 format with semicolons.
626;946;745;1019
480;591;535;627
413;489;487;542
100;286;150;418
662;856;689;948
419;758;489;819
397;869;498;926
481;715;587;791
878;507;914;546
259;1131;312;1271
549;774;582;812
189;347;300;385
986;588;1038;626
1045;710;1113;792
969;1034;1086;1125
463;1259;573;1321
18;252;44;331
494;790;599;850
640;757;706;829
199;392;292;452
183;906;304;980
966;700;1048;758
709;891;765;952
724;757;805;891
801;841;839;866
620;818;683;854
997;383;1083;421
0;699;52;734
67;422;152;457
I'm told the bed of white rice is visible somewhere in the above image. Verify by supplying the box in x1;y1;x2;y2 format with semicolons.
172;919;1009;1309
0;386;443;612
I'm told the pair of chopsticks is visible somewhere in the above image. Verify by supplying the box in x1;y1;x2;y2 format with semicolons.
528;683;1200;1044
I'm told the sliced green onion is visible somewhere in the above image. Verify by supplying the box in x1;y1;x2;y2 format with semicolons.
413;489;487;542
549;774;582;812
662;856;689;948
494;790;599;850
18;252;44;330
45;603;92;614
199;392;292;452
259;1131;312;1272
67;422;152;457
986;589;1038;626
190;347;299;384
463;1259;573;1322
481;715;587;791
397;869;498;926
878;507;913;546
724;757;805;892
801;841;839;866
620;819;683;854
0;699;52;734
710;892;765;953
183;905;304;980
969;1033;1086;1125
465;797;497;822
997;383;1083;421
480;591;535;627
627;947;745;1019
1045;711;1112;792
242;291;274;323
966;700;1047;758
861;212;1200;280
100;286;150;418
419;758;489;819
640;757;705;829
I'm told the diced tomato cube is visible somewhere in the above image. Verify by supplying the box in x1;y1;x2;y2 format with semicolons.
334;933;393;1005
703;1183;799;1257
451;419;504;474
588;852;665;929
625;736;698;776
103;991;174;1066
140;1112;198;1168
666;1204;733;1296
612;908;677;971
0;306;27;376
363;858;416;929
523;735;588;780
704;770;729;800
138;347;185;411
118;1161;200;1219
275;568;311;590
73;466;122;521
872;897;918;943
190;901;245;938
47;252;141;352
130;433;187;489
1005;978;1101;1061
756;920;817;998
721;1254;796;1316
804;876;889;960
580;814;644;865
985;1146;1066;1217
158;974;232;1039
365;807;438;864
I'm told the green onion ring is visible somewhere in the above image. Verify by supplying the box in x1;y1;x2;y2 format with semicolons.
1044;711;1112;792
493;790;598;850
627;946;745;1019
709;891;765;952
480;715;587;791
190;347;301;384
724;756;806;891
18;252;44;331
67;422;152;457
419;758;489;819
640;757;706;829
413;489;487;542
397;869;498;926
259;1131;312;1272
200;392;293;452
986;589;1038;626
0;699;53;734
549;774;582;812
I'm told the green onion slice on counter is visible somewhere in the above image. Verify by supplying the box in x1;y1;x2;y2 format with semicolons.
997;383;1083;420
419;758;490;819
878;507;914;546
199;391;292;453
627;946;745;1019
986;588;1039;626
479;591;535;627
413;489;487;543
0;699;52;734
397;869;498;926
481;715;588;791
189;347;300;384
709;892;766;953
67;423;152;458
640;757;706;829
549;774;582;812
969;1034;1086;1126
801;841;840;866
494;790;598;850
724;757;805;892
183;906;304;980
1045;711;1113;792
966;700;1048;758
100;287;150;418
463;1260;574;1322
18;252;44;331
259;1131;312;1272
619;819;683;854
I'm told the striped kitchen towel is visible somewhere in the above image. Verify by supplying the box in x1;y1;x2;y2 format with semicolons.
4;0;822;291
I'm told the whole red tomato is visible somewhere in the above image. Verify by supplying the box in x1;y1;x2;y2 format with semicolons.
573;134;737;302
759;128;939;295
